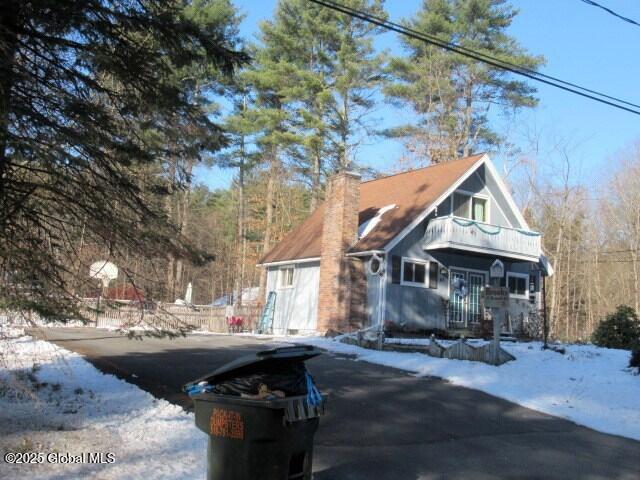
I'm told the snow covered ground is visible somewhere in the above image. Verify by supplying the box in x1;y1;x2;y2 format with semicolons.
286;336;640;441
0;330;206;480
1;327;638;480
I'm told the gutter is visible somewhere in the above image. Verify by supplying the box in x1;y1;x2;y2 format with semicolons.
256;257;321;268
345;250;385;258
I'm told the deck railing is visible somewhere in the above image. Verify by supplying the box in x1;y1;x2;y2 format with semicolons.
424;216;541;261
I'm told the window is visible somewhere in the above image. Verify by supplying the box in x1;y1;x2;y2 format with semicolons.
507;272;528;298
472;197;487;222
401;258;438;289
453;192;471;218
452;191;489;222
279;267;294;288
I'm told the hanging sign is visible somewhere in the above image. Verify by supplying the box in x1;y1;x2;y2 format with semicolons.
484;286;510;308
490;259;504;278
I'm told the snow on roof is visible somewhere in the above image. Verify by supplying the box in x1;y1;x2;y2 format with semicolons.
358;204;396;239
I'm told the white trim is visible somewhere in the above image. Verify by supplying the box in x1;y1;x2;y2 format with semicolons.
506;272;529;299
450;190;490;223
447;267;487;300
400;256;430;289
378;260;387;328
474;170;511;228
454;188;489;199
384;154;488;252
450;266;489;276
447;268;487;326
384;154;531;253
482;157;530;229
345;250;385;258
258;257;320;267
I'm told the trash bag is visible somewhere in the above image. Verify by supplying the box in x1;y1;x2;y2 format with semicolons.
212;361;309;397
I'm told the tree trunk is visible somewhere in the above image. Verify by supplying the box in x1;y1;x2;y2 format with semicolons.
234;137;246;308
257;147;278;308
461;78;474;158
310;149;321;212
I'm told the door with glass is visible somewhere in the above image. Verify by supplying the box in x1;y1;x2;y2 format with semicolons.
449;270;486;327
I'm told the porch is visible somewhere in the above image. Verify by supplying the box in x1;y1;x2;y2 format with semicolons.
423;216;541;262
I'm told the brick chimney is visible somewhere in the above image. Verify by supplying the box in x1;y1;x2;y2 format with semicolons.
317;171;361;333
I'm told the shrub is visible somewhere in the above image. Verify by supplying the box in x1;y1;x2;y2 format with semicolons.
630;349;640;370
591;305;640;350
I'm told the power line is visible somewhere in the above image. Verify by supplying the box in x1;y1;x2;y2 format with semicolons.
307;0;640;116
580;0;640;29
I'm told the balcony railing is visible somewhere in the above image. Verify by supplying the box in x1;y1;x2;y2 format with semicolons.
423;216;541;261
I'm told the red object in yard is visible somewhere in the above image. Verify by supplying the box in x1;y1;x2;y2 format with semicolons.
227;316;244;333
87;285;144;301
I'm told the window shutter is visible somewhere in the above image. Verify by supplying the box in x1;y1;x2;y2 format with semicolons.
392;256;401;284
429;262;438;289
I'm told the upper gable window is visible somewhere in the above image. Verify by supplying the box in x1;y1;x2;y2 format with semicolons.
472;197;487;222
452;191;488;223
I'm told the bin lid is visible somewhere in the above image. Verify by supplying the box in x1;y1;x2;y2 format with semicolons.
183;345;321;391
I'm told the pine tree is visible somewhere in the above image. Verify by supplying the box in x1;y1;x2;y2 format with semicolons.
256;0;387;203
0;0;246;319
384;0;544;165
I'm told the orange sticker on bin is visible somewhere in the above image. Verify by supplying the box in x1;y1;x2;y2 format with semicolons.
210;408;244;440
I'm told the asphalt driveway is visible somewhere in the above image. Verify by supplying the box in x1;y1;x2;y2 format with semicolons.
30;328;640;479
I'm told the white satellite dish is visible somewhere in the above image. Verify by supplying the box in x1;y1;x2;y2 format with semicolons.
89;261;118;288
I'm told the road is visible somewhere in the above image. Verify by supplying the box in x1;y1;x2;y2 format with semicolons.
31;328;640;479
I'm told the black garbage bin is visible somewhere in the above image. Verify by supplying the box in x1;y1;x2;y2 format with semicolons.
183;345;324;480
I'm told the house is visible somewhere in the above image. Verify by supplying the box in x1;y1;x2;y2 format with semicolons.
258;154;552;336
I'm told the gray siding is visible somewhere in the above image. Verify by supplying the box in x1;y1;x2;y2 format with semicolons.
384;232;540;330
385;217;448;330
266;262;320;334
440;165;512;227
380;164;538;330
477;164;521;227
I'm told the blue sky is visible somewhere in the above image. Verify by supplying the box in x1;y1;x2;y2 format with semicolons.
194;0;640;190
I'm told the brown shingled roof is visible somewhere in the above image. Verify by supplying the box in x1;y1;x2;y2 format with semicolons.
260;154;485;264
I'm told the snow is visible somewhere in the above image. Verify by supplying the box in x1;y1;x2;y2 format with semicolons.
285;336;640;441
384;337;489;347
358;204;396;239
1;327;637;480
0;334;206;479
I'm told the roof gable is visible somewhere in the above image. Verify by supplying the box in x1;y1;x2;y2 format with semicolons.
259;154;486;265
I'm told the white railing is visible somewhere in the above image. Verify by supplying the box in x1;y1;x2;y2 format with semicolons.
424;216;541;261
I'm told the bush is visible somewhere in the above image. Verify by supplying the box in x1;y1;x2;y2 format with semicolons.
630;349;640;369
591;305;640;350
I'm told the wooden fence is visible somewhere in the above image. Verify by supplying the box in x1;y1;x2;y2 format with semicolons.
349;333;515;366
82;301;260;333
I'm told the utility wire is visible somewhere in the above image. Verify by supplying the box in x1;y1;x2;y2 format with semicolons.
580;0;640;29
307;0;640;116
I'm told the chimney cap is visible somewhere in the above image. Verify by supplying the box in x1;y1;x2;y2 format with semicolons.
331;169;361;179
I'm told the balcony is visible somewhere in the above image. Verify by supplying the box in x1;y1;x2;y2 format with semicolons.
423;216;541;262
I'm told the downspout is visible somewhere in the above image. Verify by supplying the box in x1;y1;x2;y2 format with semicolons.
542;274;548;349
377;254;388;349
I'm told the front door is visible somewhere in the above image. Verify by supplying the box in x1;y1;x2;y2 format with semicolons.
449;269;486;328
